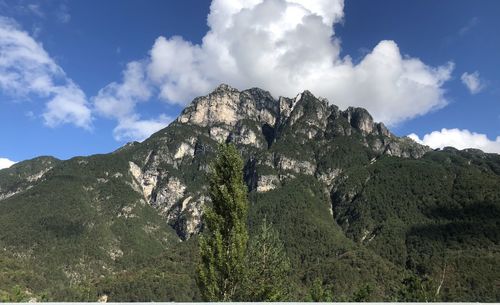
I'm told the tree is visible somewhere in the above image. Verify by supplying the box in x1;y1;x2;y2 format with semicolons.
353;284;373;302
242;218;292;301
196;143;249;301
398;274;438;302
307;278;334;302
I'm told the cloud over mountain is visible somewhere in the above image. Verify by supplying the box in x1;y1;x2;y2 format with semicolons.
97;0;454;130
0;157;16;170
92;61;172;141
409;128;500;154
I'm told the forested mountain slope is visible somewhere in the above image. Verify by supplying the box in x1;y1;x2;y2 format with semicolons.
0;85;498;301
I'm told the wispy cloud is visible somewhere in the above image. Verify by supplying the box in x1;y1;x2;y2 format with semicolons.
443;17;480;47
26;4;44;18
0;17;92;129
56;3;70;23
459;17;479;36
3;1;71;24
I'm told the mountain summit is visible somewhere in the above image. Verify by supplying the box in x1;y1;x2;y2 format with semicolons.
0;85;499;302
177;84;428;158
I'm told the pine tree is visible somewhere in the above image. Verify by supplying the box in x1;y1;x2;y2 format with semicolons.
196;143;249;301
242;218;292;301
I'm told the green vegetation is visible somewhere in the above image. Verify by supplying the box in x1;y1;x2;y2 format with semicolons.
248;174;402;301
397;274;439;302
307;278;334;302
197;144;249;301
332;152;500;302
0;153;181;301
1;141;497;301
242;219;292;301
94;238;200;301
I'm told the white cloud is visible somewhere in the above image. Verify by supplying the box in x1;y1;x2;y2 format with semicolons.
408;129;500;154
93;61;172;141
461;71;483;94
94;61;152;118
0;157;16;170
113;114;172;142
0;17;91;129
100;0;453;127
43;82;92;128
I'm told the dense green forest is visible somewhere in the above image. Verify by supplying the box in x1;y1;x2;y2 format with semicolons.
1;148;498;301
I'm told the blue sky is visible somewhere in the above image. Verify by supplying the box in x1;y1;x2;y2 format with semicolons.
0;0;499;168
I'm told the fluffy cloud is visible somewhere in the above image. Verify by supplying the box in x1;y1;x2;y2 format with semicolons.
0;17;91;129
99;0;453;128
93;61;172;141
461;71;483;94
0;157;16;170
408;129;500;154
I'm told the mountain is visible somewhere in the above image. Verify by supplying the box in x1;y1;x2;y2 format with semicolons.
0;84;499;302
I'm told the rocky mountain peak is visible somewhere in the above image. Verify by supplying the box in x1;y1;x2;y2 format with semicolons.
212;83;239;94
174;85;426;152
176;85;276;128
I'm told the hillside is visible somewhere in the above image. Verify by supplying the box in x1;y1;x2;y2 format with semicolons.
0;84;498;302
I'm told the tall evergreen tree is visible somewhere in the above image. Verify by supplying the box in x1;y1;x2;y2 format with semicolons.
196;143;249;301
242;218;292;301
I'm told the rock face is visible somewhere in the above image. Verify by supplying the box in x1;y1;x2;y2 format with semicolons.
177;84;277;129
343;107;375;135
118;84;431;240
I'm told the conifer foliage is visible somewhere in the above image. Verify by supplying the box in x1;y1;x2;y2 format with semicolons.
242;219;292;301
196;144;249;301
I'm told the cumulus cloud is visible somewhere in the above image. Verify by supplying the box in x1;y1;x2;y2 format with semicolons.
408;129;500;154
93;61;172;141
0;17;91;128
461;71;483;94
99;0;454;128
0;157;16;170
